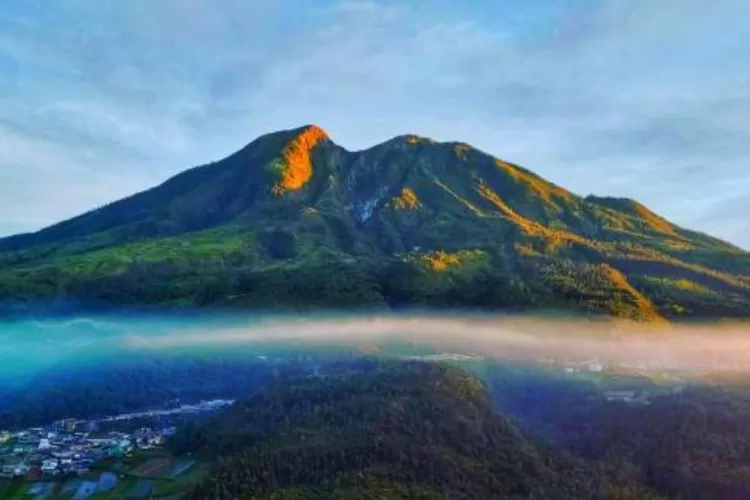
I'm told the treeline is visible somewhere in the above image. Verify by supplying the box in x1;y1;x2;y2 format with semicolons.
0;254;577;318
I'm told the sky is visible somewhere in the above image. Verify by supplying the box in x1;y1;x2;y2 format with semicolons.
0;0;748;248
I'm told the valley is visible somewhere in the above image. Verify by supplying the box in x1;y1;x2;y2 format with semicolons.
2;334;750;498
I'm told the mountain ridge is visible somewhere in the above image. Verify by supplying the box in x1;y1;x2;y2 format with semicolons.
0;124;735;250
0;124;749;321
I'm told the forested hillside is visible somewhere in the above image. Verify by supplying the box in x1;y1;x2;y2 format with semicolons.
176;361;659;499
488;364;750;499
1;125;749;320
4;351;750;498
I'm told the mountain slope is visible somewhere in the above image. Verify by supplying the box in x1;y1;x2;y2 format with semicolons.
1;125;749;320
175;361;658;499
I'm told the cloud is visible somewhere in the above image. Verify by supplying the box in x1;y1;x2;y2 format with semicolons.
0;0;748;248
5;313;750;378
121;314;750;376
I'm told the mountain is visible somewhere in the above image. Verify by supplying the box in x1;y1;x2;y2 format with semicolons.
175;361;658;499
1;124;749;320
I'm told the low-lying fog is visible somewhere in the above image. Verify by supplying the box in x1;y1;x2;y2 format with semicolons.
1;312;749;382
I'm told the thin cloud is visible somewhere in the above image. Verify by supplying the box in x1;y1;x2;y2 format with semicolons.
4;313;749;377
122;315;750;375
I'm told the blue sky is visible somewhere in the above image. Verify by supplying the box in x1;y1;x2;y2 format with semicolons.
1;0;748;248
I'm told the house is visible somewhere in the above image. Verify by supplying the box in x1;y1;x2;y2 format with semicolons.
1;462;28;477
14;464;30;477
41;459;59;474
1;464;17;477
584;360;604;372
148;435;165;446
56;419;79;433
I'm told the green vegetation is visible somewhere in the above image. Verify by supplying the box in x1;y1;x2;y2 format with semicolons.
0;479;13;498
6;350;750;498
0;353;277;429
0;450;206;499
486;363;750;499
176;361;658;499
0;125;748;320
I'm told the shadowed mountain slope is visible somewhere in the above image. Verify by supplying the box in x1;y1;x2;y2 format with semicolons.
1;125;749;320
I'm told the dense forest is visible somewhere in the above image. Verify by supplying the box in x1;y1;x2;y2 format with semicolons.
170;360;750;499
5;353;750;498
488;365;750;499
0;353;284;429
176;361;658;499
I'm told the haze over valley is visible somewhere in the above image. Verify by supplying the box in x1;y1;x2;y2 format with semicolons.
4;314;750;385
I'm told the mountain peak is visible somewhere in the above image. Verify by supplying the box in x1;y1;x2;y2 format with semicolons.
270;125;330;194
377;133;436;147
403;133;430;144
294;124;330;140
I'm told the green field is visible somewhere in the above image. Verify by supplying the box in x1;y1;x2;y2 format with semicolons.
0;450;208;499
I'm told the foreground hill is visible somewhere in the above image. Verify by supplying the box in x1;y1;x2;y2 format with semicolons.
174;361;657;499
1;125;749;320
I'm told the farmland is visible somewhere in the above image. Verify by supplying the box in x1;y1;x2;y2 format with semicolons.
1;449;207;499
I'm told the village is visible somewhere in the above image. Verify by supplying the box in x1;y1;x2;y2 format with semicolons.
0;399;232;484
528;356;690;405
0;418;173;480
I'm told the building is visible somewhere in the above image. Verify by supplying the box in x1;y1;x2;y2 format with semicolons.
41;459;59;474
14;464;30;477
583;359;604;372
57;419;79;433
1;464;19;477
149;435;165;446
